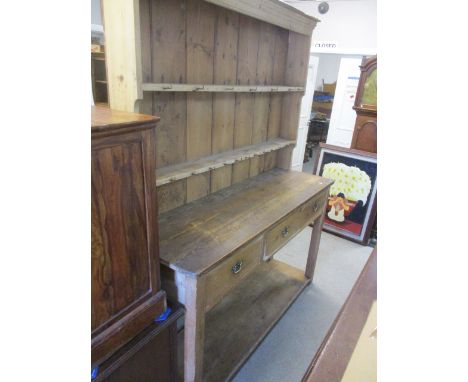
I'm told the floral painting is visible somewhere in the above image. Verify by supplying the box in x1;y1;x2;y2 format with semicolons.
314;144;377;244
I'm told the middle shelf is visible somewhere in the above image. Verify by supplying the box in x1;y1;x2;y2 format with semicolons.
156;138;295;187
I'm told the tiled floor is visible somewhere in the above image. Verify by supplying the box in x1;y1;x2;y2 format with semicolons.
232;227;373;382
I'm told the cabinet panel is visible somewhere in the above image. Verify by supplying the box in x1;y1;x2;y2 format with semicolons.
92;141;150;331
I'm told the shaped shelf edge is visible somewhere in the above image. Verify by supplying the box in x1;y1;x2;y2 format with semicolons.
156;138;295;187
142;83;304;93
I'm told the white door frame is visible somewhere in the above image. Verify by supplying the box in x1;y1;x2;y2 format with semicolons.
326;57;362;148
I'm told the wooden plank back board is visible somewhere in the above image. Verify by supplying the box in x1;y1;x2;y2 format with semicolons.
150;0;188;213
211;8;239;192
264;28;289;171
278;31;312;169
105;0;317;213
250;22;276;177
232;15;260;184
186;0;216;202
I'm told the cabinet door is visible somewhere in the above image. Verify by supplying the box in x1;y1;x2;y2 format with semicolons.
91;129;165;364
351;115;377;153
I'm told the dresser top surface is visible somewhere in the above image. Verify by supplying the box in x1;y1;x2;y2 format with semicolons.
91;106;159;134
159;169;333;276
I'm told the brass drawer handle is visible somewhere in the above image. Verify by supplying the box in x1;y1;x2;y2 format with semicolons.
313;201;319;213
231;260;243;274
281;227;289;237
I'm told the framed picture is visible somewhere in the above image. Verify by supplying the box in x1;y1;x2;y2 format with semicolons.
313;143;377;244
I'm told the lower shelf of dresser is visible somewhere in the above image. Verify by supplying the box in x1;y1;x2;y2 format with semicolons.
177;259;310;381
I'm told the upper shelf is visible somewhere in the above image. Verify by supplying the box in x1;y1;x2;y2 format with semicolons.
156;138;294;187
142;83;305;93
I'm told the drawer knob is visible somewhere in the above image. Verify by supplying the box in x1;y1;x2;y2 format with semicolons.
231;260;243;274
313;202;319;213
281;227;289;237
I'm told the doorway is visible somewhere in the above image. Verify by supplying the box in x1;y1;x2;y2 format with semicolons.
301;53;364;174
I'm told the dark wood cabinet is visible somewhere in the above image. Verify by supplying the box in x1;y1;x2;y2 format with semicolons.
94;302;183;382
92;106;166;365
351;56;377;153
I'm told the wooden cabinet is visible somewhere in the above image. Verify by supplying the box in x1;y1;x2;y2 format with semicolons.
351;56;377;153
159;170;333;381
91;106;167;365
94;302;183;382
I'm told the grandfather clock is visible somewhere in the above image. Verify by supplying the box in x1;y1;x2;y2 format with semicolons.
351;56;377;153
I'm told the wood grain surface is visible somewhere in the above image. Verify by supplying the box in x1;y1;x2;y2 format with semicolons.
104;0;315;213
203;0;318;36
159;169;333;275
211;7;239;192
156;138;295;186
91;106;158;136
204;236;263;312
186;0;216;202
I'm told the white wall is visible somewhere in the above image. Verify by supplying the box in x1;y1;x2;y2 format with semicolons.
292;56;319;172
284;1;376;150
313;54;341;90
91;0;102;26
313;53;362;91
284;0;377;55
91;0;104;42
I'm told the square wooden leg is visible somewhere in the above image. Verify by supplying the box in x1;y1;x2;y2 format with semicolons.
183;275;206;382
305;206;326;280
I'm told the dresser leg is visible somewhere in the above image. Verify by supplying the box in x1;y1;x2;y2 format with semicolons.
305;207;326;280
184;275;206;382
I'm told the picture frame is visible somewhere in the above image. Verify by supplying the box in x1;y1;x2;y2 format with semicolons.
313;143;377;244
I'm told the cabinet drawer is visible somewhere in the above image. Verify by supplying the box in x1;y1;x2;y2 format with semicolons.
94;303;183;382
264;190;327;259
205;237;263;312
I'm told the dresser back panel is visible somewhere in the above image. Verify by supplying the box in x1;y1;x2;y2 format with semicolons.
137;0;311;214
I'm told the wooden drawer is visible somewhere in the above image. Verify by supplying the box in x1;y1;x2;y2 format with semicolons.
264;190;327;259
205;237;263;312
